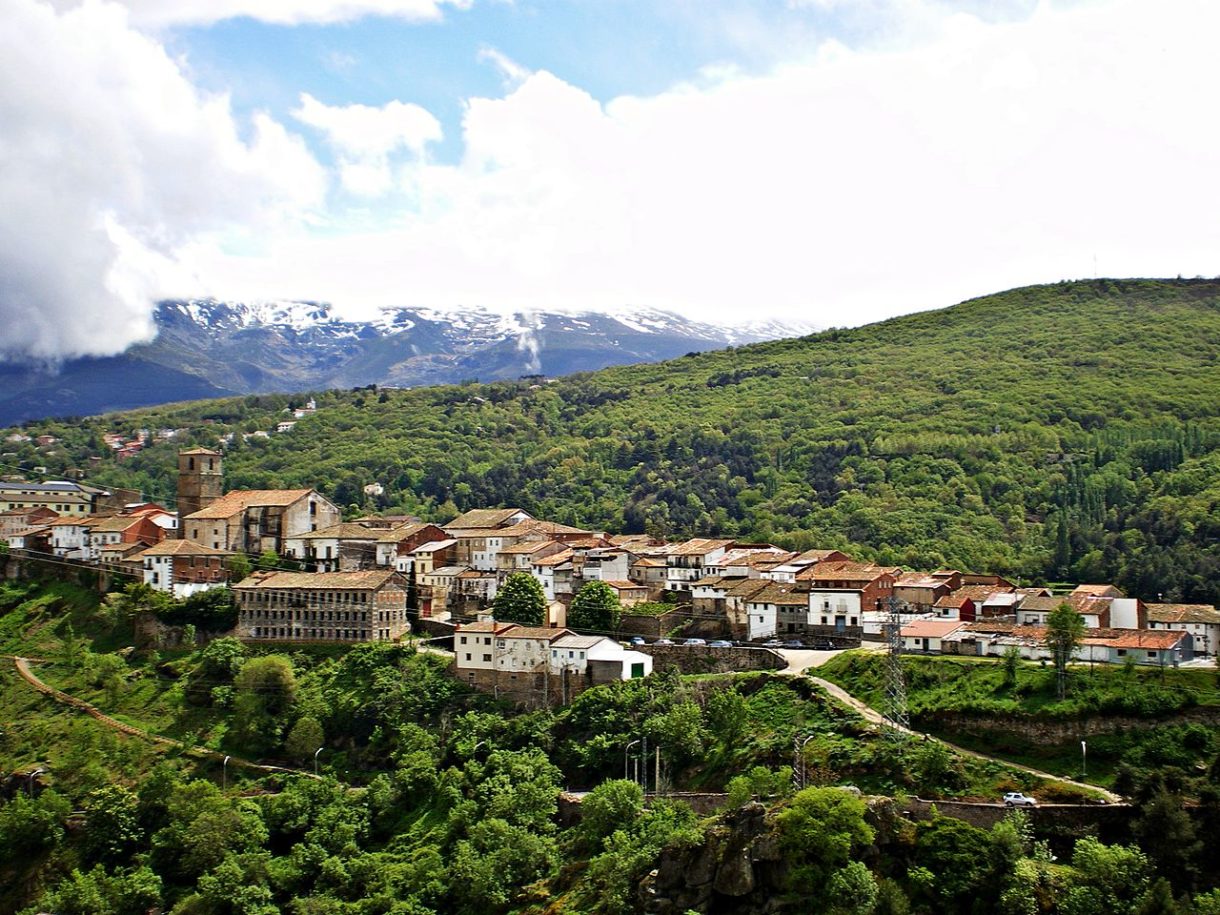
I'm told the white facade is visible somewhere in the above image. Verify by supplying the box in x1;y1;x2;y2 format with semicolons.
587;641;653;680
456;630;498;670
807;589;864;629
51;522;91;558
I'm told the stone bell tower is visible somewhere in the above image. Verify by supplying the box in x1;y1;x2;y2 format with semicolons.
177;448;223;536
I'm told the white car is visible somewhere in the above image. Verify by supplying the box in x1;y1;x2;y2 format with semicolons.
1003;792;1037;808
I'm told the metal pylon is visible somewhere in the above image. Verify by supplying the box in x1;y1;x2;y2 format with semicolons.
883;596;910;740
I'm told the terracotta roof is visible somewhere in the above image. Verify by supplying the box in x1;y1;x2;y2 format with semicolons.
1016;595;1064;613
933;595;972;608
632;557;666;567
85;515;147;533
495;519;592;538
1146;603;1220;625
1101;629;1189;650
797;561;892;583
185;489;315;520
445;508;530;529
178;447;221;455
374;522;435;543
457;620;515;634
499;540;563;555
603;580;646;590
233;570;399;590
793;549;850;563
901;619;965;638
727;579;773;598
751;584;807;606
532;550;574;567
142;539;230;556
668;538;734;557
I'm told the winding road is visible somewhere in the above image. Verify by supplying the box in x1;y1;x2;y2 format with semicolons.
9;656;319;781
775;648;1121;803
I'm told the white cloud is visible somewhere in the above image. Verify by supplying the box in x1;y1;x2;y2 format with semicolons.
293;94;443;197
0;0;325;360
49;0;471;27
191;0;1220;327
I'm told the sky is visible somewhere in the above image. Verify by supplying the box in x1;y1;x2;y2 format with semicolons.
3;0;1220;361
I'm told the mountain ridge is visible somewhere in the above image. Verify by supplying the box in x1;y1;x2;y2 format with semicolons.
0;299;817;425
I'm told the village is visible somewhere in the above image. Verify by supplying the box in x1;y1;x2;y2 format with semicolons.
2;446;1216;705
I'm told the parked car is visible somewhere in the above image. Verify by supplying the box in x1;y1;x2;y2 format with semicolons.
683;638;707;646
708;640;733;648
1003;792;1038;807
629;636;646;646
783;639;804;648
653;638;674;646
762;639;783;648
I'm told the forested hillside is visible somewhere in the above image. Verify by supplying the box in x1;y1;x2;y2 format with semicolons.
11;278;1220;602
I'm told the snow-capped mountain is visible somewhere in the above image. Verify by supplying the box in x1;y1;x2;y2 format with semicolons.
0;299;817;424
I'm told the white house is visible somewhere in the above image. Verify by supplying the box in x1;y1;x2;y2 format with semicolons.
1145;603;1220;657
900;619;964;653
664;539;734;591
807;589;864;631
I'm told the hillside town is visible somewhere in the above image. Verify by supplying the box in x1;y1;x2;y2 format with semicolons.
2;448;1215;702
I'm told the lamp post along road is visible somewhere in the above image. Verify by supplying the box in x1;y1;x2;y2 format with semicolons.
625;740;640;781
1081;740;1087;779
315;747;325;777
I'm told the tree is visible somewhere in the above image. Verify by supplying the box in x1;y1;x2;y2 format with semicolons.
1002;645;1022;689
828;861;879;915
180;586;237;630
493;572;546;625
1046;602;1086;699
82;785;143;865
568;581;622;632
1131;790;1200;891
284;716;325;763
227;552;252;583
257;550;280;571
577;779;644;850
777;787;875;894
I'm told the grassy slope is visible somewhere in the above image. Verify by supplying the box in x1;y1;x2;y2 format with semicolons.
9;278;1220;598
818;651;1220;785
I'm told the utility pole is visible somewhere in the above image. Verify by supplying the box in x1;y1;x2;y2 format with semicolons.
655;746;661;796
883;596;910;740
641;736;648;792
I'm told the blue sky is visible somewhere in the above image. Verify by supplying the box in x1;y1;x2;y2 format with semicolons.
3;0;1219;360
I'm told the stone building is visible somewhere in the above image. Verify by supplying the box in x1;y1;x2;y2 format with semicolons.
233;570;410;642
183;488;341;557
142;539;231;598
176;448;223;529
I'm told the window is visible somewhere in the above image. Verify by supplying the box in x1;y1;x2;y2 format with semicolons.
483;654;492;662
1146;650;1157;658
465;653;471;661
460;636;467;645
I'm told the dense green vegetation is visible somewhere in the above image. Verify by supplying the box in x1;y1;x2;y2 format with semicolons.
8;279;1220;603
5;577;1220;912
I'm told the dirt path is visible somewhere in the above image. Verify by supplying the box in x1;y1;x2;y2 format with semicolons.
11;656;318;781
790;661;1121;802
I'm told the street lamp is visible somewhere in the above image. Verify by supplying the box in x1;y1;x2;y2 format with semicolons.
27;767;45;797
222;755;230;791
625;740;640;781
1080;740;1087;779
314;747;325;777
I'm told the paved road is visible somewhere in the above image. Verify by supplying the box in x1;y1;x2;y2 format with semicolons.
774;649;1121;803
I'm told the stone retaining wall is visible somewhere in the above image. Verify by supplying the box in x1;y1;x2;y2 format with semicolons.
635;644;785;675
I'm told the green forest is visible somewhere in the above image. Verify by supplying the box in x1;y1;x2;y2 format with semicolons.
9;279;1220;602
5;575;1220;914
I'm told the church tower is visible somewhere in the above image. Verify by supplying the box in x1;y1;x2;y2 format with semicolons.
177;448;223;536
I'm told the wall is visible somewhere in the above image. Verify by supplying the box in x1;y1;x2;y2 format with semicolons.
618;610;687;639
900;797;1134;840
635;644;785;675
921;708;1220;744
